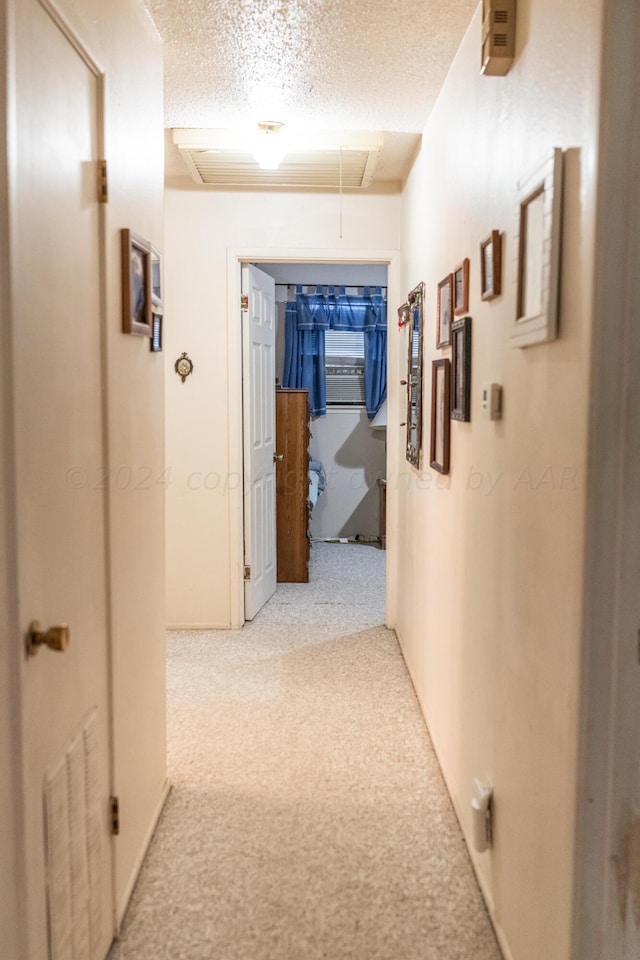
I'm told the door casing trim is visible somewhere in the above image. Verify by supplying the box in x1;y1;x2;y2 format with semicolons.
226;247;400;629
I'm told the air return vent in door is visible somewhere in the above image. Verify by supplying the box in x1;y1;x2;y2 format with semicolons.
172;129;383;189
44;711;103;960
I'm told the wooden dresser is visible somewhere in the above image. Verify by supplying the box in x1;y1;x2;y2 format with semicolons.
275;389;310;582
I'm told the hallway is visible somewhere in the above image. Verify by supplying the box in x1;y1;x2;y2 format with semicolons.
108;543;502;960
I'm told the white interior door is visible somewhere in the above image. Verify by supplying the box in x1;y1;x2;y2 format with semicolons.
242;264;277;620
13;2;114;958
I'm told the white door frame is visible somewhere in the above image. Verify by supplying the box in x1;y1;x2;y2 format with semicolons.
226;247;400;630
572;1;640;956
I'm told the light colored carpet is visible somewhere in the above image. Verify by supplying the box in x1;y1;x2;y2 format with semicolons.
109;543;502;960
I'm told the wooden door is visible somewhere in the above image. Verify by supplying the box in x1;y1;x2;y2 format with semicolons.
13;2;114;957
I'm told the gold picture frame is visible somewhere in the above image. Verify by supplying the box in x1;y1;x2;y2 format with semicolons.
480;230;502;300
453;258;470;316
437;274;454;348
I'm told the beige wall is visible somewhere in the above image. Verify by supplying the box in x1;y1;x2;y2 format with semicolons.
391;3;602;959
91;0;168;916
308;409;386;540
164;188;400;627
0;0;166;940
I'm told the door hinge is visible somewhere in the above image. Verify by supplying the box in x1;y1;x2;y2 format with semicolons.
244;565;251;581
110;795;120;836
241;295;249;312
98;159;108;203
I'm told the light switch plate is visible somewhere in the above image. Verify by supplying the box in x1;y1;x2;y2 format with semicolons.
482;382;503;420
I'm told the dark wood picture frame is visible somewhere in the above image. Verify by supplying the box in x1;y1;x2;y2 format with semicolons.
453;258;470;316
430;358;451;474
437;274;454;348
451;316;472;422
480;230;502;300
121;229;152;336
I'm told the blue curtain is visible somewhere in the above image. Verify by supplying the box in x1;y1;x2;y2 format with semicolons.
362;288;387;420
282;285;386;419
282;289;327;417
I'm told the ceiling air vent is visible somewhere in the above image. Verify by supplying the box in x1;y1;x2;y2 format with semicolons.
172;129;383;189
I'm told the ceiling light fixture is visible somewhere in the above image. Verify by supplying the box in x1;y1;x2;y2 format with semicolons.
252;121;286;170
172;128;384;188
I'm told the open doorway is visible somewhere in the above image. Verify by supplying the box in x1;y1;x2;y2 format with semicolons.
242;259;389;624
263;261;388;544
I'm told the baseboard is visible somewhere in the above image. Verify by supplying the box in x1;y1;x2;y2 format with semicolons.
115;778;172;932
166;622;231;631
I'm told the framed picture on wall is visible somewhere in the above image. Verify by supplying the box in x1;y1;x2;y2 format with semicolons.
453;258;470;316
480;231;502;300
397;301;410;328
150;244;163;352
430;358;451;474
150;309;163;353
151;244;162;305
513;148;564;347
121;228;152;336
451;316;472;422
437;274;453;348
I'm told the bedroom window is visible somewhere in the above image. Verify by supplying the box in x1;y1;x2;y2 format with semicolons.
282;286;386;418
325;330;365;406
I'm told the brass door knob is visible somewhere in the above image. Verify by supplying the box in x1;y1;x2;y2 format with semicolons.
27;620;70;657
273;452;284;462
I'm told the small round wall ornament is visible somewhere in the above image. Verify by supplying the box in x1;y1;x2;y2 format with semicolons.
175;352;194;383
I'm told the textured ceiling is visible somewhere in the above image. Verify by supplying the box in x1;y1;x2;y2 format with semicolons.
145;0;478;185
